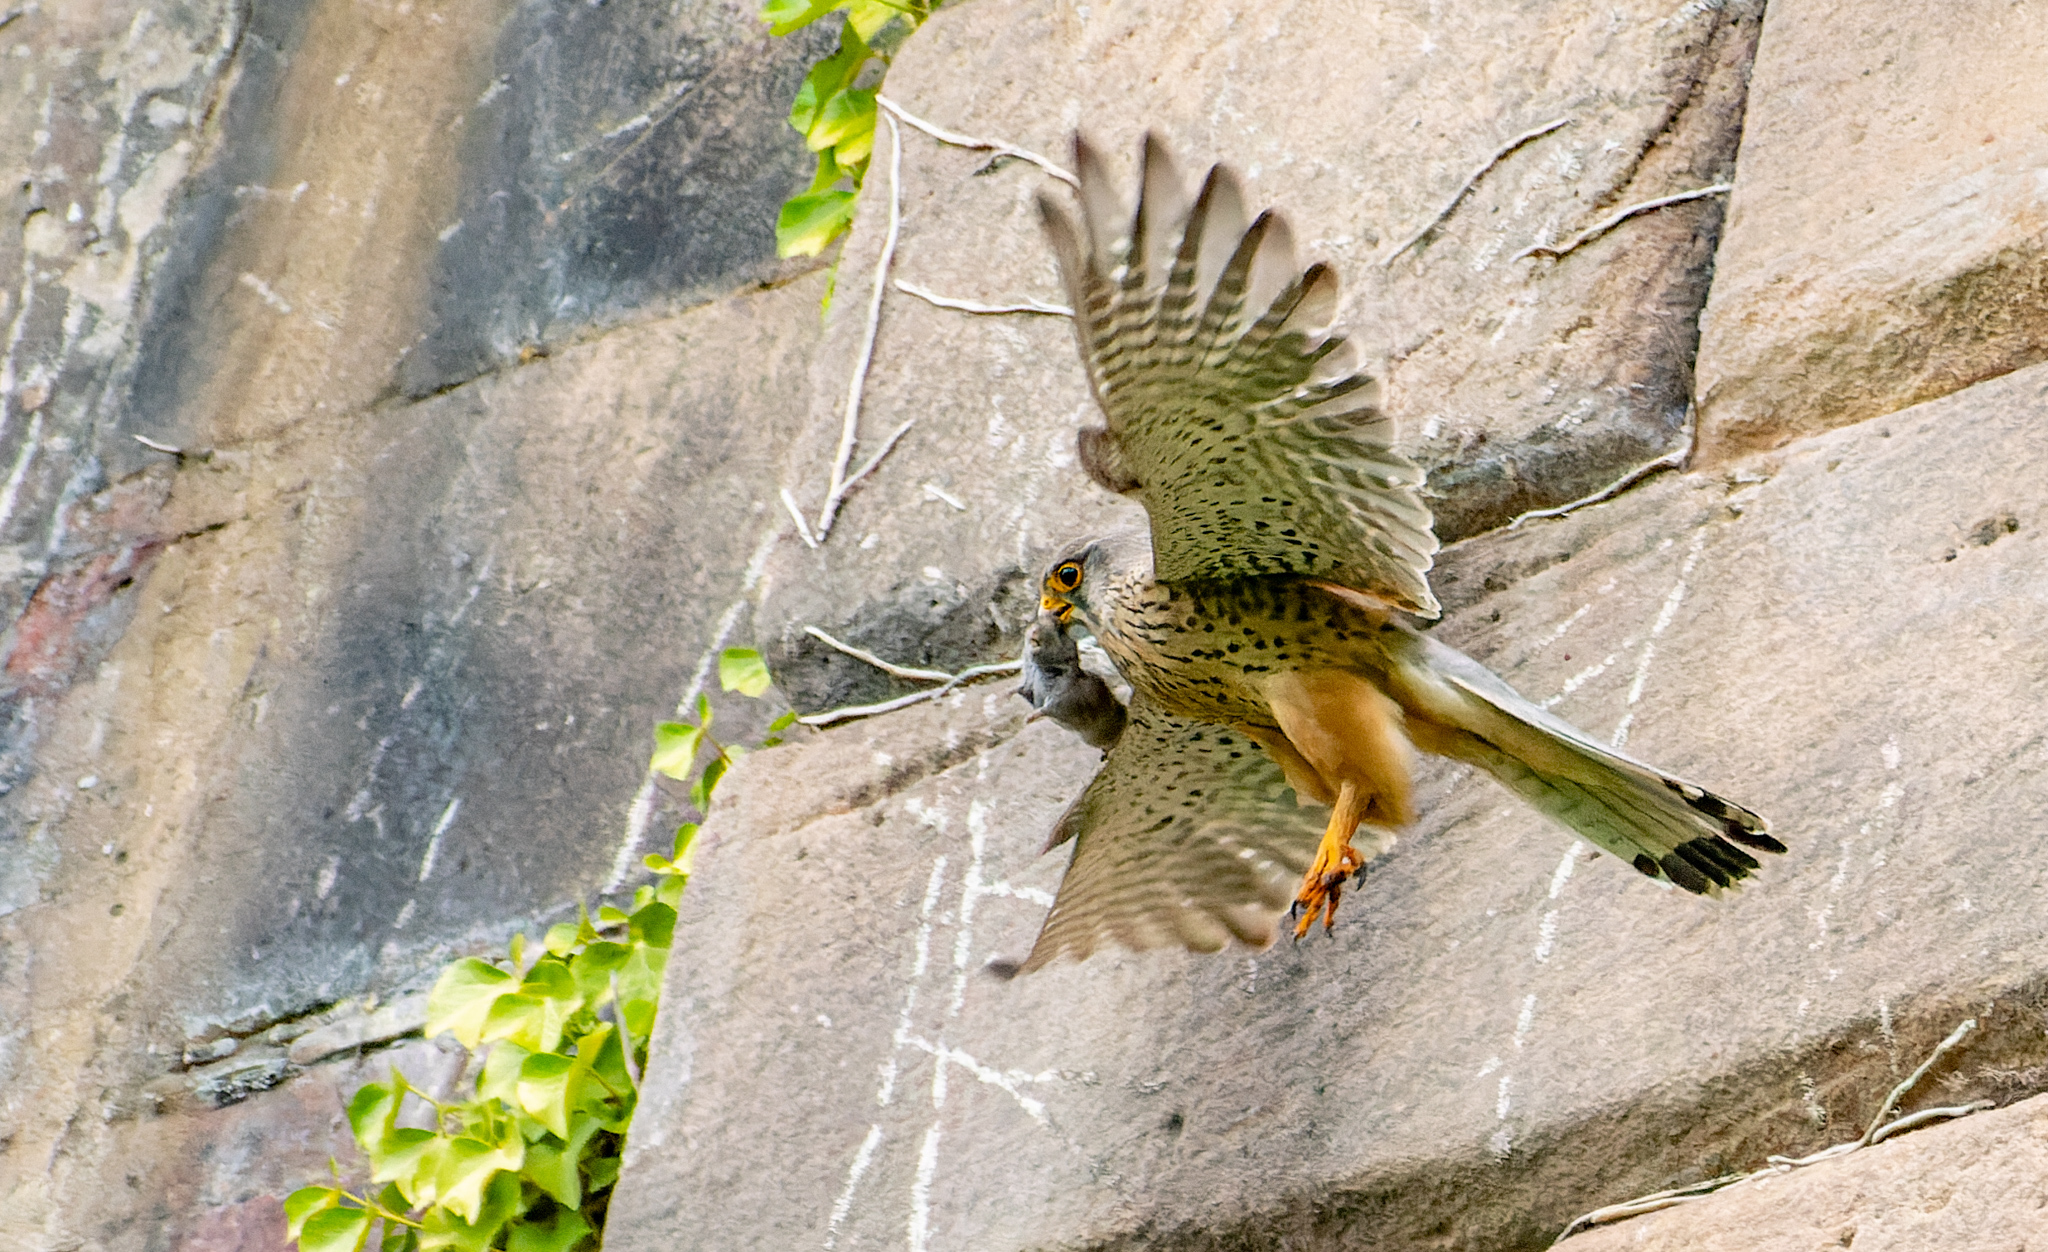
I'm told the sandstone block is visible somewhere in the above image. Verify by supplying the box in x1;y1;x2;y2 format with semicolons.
1695;0;2048;461
757;0;1765;707
609;362;2048;1248
1565;1092;2048;1252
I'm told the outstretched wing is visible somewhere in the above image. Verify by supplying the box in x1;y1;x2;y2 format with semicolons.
1013;696;1371;974
1040;133;1441;617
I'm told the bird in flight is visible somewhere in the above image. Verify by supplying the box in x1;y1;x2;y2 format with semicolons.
1006;133;1780;974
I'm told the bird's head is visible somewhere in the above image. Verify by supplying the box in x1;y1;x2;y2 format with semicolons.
1038;527;1150;635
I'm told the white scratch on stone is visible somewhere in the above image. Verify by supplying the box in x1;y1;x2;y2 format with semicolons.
1532;910;1560;963
821;1124;882;1250
0;412;43;531
606;525;782;891
905;1035;1052;1124
416;797;460;881
907;1125;941;1252
949;800;990;1014
1881;736;1901;771
1513;994;1537;1047
878;857;948;1108
1547;842;1582;898
238;271;293;314
315;855;340;900
1611;529;1706;747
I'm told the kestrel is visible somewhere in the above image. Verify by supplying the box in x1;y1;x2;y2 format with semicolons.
1008;134;1781;973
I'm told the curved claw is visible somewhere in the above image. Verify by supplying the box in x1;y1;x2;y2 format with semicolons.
1292;778;1366;939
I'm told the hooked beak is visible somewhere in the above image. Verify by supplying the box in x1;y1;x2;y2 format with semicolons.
1040;594;1074;623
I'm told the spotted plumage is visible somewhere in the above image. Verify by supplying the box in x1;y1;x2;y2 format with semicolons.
1010;133;1778;972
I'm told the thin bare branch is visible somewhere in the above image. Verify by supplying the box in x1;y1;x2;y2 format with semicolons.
894;279;1072;318
132;434;184;455
1866;1101;1994;1146
805;626;954;683
1506;448;1687;529
1515;183;1733;263
876;95;1077;186
1552;1016;1988;1245
796;661;1024;728
839;418;917;499
779;487;820;549
1382;117;1571;266
1860;1018;1977;1146
814;112;908;544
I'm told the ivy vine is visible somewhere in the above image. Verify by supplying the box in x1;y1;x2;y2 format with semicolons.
764;0;935;258
286;650;788;1252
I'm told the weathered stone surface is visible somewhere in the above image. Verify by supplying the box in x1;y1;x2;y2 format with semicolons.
610;361;2048;1249
396;0;832;396
0;273;822;1248
1694;0;2048;462
757;0;1765;708
1566;1093;2048;1251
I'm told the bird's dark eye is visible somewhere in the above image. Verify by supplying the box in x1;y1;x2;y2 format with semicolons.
1051;561;1083;592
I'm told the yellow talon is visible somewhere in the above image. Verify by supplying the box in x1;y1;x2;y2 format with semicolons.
1294;779;1366;939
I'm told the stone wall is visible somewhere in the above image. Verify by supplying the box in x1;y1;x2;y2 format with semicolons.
5;0;2048;1249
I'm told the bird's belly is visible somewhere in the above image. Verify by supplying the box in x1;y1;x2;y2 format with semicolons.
1100;580;1397;728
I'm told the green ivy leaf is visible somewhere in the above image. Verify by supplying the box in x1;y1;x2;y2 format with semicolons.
478;1042;530;1104
654;873;686;910
583;1151;622;1194
777;189;857;257
426;959;516;1049
717;648;773;697
811;88;878;165
433;1137;523;1225
788;26;869;134
569;940;631;1004
673;822;699;863
542;923;579;958
648;722;702;781
418;1169;521;1252
760;0;836;37
843;0;907;40
514;1052;578;1139
519;1139;581;1209
346;1082;401;1154
629;902;677;951
297;1206;373;1252
597;904;630;926
689;755;728;812
284;1186;344;1240
368;1127;440;1190
505;1207;593;1252
478;993;562;1053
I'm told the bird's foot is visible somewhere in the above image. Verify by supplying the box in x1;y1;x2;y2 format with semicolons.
1291;834;1365;939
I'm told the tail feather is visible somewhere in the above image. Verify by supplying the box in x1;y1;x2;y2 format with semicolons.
1396;631;1777;895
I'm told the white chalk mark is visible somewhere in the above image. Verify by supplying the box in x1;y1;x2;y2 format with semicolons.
974;880;1056;908
950;800;991;1015
415;798;461;881
605;526;782;891
1611;530;1706;747
907;1124;941;1252
904;1035;1052;1125
1532;910;1560;963
822;1124;882;1250
1513;994;1537;1047
0;411;43;531
879;857;948;1108
238;271;293;314
1547;843;1583;899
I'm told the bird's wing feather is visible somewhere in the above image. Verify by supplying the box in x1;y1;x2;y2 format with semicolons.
1041;132;1441;617
1015;695;1344;973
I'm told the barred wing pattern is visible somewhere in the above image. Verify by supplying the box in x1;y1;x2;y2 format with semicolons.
1040;133;1442;617
1016;695;1362;973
